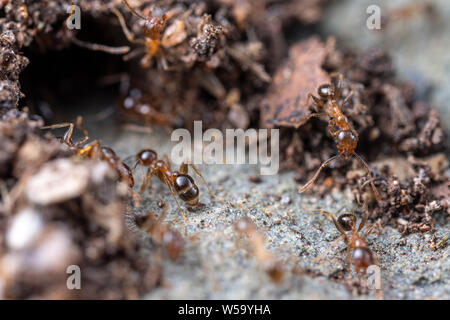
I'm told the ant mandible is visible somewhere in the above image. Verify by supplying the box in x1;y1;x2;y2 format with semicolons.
298;73;382;204
132;149;224;222
303;202;380;277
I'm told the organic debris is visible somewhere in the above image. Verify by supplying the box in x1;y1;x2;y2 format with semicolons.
0;110;160;299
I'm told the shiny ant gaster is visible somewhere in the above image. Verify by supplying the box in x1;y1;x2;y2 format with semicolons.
298;73;382;204
133;149;224;222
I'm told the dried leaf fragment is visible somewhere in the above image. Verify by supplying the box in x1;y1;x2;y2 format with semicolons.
261;37;330;128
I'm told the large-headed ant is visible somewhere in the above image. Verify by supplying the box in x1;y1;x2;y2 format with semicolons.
298;73;382;204
41;118;137;200
303;202;380;277
132;149;224;222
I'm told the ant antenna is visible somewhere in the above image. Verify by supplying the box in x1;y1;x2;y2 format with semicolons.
122;0;148;21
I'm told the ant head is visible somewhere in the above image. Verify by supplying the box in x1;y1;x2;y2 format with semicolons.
136;149;157;166
317;83;335;100
143;12;167;40
100;146;117;158
337;213;356;231
173;174;199;206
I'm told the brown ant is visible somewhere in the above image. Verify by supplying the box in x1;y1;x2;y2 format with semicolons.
134;204;184;261
234;217;283;283
112;0;168;67
298;73;382;204
132;149;224;222
41;118;137;197
302;202;381;277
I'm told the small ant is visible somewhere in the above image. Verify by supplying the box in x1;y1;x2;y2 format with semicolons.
132;149;224;222
303;202;380;277
113;0;168;67
298;73;382;204
41;117;136;191
134;204;184;261
234;217;283;283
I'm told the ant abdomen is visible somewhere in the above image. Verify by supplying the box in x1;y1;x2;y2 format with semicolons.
352;247;374;274
335;130;357;159
173;174;199;206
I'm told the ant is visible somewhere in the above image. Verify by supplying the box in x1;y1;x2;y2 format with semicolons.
298;73;382;204
41;118;137;197
134;204;184;261
132;149;224;222
112;0;168;67
302;202;381;277
234;217;283;283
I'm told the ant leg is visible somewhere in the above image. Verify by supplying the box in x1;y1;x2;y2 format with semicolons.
129;188;141;208
354;153;382;204
357;201;370;232
346;246;352;279
302;205;349;239
62;123;75;145
363;221;383;237
340;89;354;108
187;163;224;202
74;116;90;146
329;72;343;100
302;112;328;123
296;111;328;129
162;174;188;223
71;37;130;55
312;234;346;263
139;166;152;194
42;122;74;145
164;153;172;171
298;155;340;194
306;93;325;110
